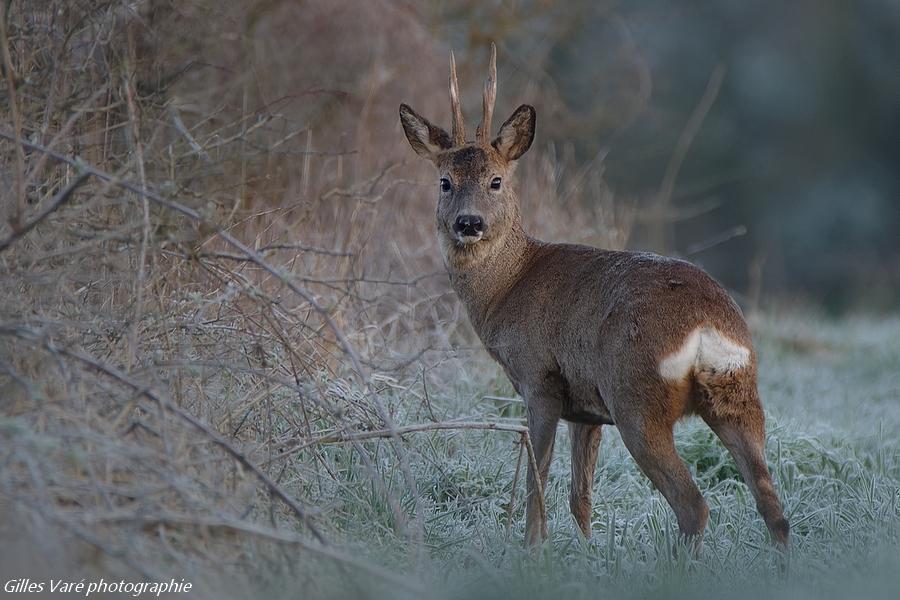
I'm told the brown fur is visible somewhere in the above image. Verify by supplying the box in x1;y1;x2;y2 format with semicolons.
399;48;789;549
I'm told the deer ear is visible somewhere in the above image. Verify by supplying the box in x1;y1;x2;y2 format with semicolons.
399;104;453;160
492;104;536;161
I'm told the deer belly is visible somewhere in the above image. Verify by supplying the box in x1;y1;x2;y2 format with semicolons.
561;381;615;425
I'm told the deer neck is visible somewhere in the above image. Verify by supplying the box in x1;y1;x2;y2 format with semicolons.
444;221;536;333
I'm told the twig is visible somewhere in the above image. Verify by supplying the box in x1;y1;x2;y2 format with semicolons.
123;38;151;372
169;103;213;163
685;224;747;255
658;64;726;209
259;243;352;257
421;366;438;422
160;245;351;263
0;2;26;225
632;197;721;224
271;420;548;536
506;439;525;541
198;115;272;153
521;430;548;539
0;171;91;253
308;420;529;444
247;145;358;157
651;64;726;252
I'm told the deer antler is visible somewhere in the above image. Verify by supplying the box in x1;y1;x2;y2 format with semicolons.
476;42;497;144
449;50;467;146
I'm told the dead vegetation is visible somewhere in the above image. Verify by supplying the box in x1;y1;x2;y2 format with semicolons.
0;1;629;592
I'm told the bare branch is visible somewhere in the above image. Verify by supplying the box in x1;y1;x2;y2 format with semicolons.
651;64;726;253
268;419;548;535
0;171;91;254
0;2;26;226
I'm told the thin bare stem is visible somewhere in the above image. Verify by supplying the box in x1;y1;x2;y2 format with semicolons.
651;64;726;253
0;2;26;226
0;171;90;253
521;430;548;539
272;419;547;538
506;439;525;541
123;38;151;372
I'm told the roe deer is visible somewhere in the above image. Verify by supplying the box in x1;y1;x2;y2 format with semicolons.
399;44;789;549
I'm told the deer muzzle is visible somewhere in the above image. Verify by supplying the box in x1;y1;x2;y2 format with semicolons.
453;214;485;244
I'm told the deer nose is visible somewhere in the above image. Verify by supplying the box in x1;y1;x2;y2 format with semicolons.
453;215;484;236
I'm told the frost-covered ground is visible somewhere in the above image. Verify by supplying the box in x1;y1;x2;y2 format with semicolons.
320;313;900;599
6;312;894;600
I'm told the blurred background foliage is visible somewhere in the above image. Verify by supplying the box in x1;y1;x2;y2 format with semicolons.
11;0;896;314
431;0;900;313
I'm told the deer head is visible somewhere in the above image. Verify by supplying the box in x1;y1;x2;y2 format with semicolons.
399;44;536;267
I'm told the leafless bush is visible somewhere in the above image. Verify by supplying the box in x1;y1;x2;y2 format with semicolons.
0;0;628;590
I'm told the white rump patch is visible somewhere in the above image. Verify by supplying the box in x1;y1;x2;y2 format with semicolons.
658;327;750;380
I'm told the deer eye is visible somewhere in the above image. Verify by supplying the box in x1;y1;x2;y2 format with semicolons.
490;177;502;190
440;178;452;193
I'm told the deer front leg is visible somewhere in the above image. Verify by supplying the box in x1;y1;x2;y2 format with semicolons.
524;393;560;547
569;422;603;537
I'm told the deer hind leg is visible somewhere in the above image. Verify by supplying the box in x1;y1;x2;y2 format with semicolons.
568;422;603;537
524;396;560;547
698;383;790;546
617;416;709;545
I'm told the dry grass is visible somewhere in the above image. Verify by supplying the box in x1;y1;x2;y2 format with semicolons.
0;1;625;595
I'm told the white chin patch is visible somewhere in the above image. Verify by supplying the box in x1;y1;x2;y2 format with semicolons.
456;233;483;245
658;327;750;380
